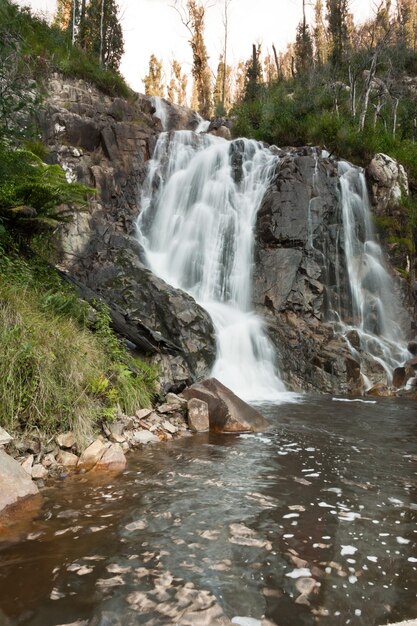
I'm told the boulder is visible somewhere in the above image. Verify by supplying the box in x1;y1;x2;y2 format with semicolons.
31;464;48;480
0;427;12;447
392;365;414;389
94;444;127;473
56;431;76;449
187;398;210;432
366;382;393;397
56;450;79;468
133;431;159;445
0;450;39;515
182;378;269;433
366;153;408;215
407;340;417;356
77;439;107;471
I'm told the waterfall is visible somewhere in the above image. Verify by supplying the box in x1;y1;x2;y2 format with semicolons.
137;130;292;402
150;96;169;131
337;162;409;381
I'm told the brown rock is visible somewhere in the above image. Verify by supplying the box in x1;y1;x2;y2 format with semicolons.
94;444;127;473
0;450;39;515
31;464;48;480
366;383;393;397
182;378;270;433
56;432;76;449
21;454;34;476
42;452;57;468
407;340;417;356
135;408;153;420
56;450;79;468
405;357;417;370
77;439;107;471
187;398;210;432
0;427;12;447
157;402;182;414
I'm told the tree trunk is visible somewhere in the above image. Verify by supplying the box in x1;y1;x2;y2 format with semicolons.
272;44;280;79
99;0;105;66
392;97;399;138
359;53;377;132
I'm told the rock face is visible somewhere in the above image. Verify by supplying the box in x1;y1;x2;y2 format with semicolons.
366;153;408;215
0;450;39;515
41;76;216;392
252;149;359;393
40;77;412;396
182;378;269;433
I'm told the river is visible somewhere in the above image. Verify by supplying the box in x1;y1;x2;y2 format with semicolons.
0;396;416;626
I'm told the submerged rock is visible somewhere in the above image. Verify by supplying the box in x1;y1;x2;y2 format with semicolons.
0;450;39;516
183;378;269;433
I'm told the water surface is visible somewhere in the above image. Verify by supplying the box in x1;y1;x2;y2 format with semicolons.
0;396;416;626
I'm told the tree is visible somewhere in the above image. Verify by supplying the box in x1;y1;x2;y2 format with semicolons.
314;0;328;66
294;1;314;75
326;0;351;67
244;43;262;102
144;55;165;97
221;0;232;114
167;59;188;106
84;0;124;70
397;0;417;50
213;55;232;114
173;0;212;118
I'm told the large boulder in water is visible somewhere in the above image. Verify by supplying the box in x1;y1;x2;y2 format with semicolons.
0;450;39;516
182;378;270;433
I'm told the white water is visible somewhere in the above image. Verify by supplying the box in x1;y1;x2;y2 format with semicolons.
150;96;169;131
338;162;409;380
137;130;293;402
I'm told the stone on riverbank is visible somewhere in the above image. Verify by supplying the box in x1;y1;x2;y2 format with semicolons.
187;398;210;432
94;443;127;473
0;450;39;515
0;427;12;447
182;378;269;433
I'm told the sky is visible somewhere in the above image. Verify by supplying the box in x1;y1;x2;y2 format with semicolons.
16;0;375;93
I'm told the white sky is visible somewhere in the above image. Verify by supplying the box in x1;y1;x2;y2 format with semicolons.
16;0;375;93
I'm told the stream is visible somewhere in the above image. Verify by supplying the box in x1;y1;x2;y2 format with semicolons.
0;396;416;626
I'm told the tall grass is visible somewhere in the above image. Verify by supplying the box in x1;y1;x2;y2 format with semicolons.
0;249;157;442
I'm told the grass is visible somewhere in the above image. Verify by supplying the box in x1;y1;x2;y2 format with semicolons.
1;0;131;99
0;247;157;444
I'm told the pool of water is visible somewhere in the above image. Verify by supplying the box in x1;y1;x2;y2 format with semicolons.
0;395;416;626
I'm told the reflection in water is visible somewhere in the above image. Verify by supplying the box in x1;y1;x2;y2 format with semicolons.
0;397;416;626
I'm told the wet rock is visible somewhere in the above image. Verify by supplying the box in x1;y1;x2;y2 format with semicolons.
133;431;159;445
183;378;269;433
77;439;107;471
209;125;232;140
31;464;48;480
0;427;12;447
56;450;79;468
346;330;361;350
187;398;210;432
405;356;417;370
56;431;76;449
366;382;393;397
94;444;126;473
0;450;39;515
392;366;414;389
407;340;417;356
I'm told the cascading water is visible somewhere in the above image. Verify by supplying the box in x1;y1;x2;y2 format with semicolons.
336;161;409;381
137;130;293;402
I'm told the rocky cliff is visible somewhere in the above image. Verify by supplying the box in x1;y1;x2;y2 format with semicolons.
40;76;413;396
40;75;216;392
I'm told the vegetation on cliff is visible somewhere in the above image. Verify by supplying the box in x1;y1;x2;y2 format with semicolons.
0;1;156;440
